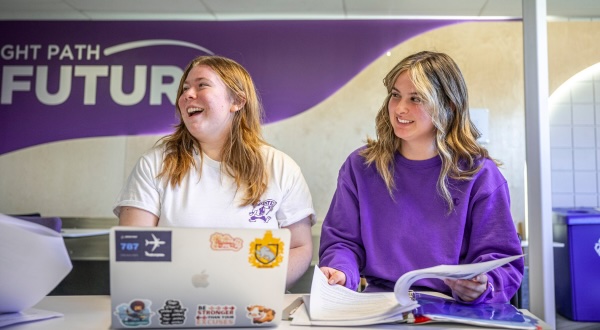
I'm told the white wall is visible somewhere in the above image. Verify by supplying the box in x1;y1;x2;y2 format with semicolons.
550;64;600;207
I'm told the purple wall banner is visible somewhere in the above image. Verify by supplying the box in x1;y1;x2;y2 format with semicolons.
0;20;458;155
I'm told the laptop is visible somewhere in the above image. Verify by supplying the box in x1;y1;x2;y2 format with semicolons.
109;226;290;328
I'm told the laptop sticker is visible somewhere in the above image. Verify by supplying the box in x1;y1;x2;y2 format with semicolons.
195;305;236;326
115;230;172;262
246;305;276;324
114;299;154;327
210;232;243;251
158;299;187;326
248;230;284;268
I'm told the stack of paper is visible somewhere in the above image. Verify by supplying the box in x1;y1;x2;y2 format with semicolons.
0;213;73;326
290;255;538;329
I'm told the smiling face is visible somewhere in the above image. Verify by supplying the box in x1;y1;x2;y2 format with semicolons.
177;65;240;156
387;70;436;159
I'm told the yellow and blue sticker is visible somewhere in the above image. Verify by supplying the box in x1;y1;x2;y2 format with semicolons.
248;230;284;268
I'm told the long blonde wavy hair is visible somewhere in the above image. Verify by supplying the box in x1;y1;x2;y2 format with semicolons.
157;55;267;206
361;51;499;212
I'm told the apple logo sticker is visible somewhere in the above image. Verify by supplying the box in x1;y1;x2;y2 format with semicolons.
192;270;210;288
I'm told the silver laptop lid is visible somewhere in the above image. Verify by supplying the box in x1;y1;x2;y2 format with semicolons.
110;227;290;328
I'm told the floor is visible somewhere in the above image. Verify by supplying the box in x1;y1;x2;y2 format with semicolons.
555;314;600;330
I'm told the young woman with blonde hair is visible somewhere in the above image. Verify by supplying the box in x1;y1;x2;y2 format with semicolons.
319;51;523;304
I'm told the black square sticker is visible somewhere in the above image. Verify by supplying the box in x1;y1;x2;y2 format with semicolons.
115;230;172;262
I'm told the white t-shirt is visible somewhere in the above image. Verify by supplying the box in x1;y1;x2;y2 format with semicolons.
113;145;316;229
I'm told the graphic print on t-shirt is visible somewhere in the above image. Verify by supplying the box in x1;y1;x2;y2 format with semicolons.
248;199;277;223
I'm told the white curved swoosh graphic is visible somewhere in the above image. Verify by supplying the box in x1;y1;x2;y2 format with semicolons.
103;39;214;56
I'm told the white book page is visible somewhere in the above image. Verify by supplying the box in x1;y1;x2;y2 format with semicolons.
0;214;73;313
308;266;416;321
393;255;524;305
294;297;413;326
0;308;63;328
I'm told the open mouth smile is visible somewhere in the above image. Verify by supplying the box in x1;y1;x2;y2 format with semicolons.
187;107;204;117
397;117;414;124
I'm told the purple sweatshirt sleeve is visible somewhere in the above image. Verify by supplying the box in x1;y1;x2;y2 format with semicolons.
455;178;524;304
318;156;364;291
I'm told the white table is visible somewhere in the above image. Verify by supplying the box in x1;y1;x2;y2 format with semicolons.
5;295;551;329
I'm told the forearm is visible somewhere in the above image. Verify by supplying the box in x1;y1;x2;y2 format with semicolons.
318;221;363;291
465;184;524;303
466;232;524;303
318;246;361;291
484;260;524;303
283;217;313;290
318;171;364;291
286;243;313;290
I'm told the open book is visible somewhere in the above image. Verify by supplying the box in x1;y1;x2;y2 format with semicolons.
290;255;539;329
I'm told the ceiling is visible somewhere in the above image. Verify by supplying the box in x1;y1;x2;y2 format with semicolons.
1;0;600;21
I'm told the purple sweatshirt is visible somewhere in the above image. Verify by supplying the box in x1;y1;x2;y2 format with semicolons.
319;148;524;304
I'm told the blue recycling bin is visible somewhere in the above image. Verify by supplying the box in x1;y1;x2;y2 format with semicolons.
552;207;600;322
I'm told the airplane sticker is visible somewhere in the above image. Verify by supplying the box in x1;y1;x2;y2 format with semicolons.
115;230;172;262
145;233;166;257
